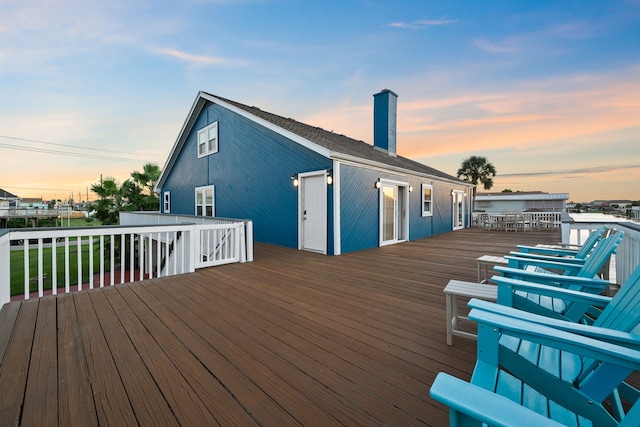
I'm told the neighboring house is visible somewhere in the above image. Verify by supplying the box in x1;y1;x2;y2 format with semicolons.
607;200;633;216
18;197;49;209
0;189;19;209
156;90;474;255
475;191;569;213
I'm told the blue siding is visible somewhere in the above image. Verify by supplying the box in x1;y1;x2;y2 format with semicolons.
429;181;471;234
339;164;470;253
432;181;453;235
407;176;434;240
340;165;380;253
161;102;332;250
327;185;334;254
160;98;470;255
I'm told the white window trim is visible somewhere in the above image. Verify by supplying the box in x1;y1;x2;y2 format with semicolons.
163;191;171;214
378;178;410;247
197;121;219;158
452;190;466;230
421;184;433;217
195;185;215;217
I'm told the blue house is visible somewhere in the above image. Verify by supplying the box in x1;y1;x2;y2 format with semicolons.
156;90;474;255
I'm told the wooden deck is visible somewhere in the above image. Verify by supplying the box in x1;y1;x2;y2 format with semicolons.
0;228;565;426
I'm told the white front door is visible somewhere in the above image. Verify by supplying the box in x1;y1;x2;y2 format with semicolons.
301;174;327;253
452;190;465;230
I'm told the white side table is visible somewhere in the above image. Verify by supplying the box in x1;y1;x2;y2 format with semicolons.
476;255;507;284
444;280;497;345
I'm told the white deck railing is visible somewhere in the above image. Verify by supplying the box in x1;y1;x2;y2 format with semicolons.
0;206;67;218
561;213;640;285
0;217;253;305
119;212;254;264
472;211;563;229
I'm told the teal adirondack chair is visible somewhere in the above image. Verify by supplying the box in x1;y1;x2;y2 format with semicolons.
492;231;623;320
494;274;611;321
507;226;609;267
512;225;608;262
431;373;566;426
430;267;640;426
495;230;624;291
491;262;640;325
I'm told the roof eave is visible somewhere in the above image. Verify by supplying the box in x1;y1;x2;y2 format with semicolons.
201;93;332;158
156;92;209;192
331;152;474;187
156;92;333;192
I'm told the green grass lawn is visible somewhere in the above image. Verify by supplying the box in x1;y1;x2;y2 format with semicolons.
65;217;103;227
10;245;109;296
7;216;118;296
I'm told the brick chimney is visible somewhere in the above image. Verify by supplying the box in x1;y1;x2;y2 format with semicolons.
373;89;398;156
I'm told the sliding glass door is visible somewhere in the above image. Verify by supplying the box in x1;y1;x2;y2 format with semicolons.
380;181;408;246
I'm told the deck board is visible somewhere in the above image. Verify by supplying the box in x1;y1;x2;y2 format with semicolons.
0;301;39;426
3;228;630;426
112;284;257;426
73;290;139;426
129;281;299;426
22;297;58;427
181;273;415;426
56;293;98;427
88;288;180;427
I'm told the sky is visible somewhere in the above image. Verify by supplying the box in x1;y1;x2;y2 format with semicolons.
1;0;639;203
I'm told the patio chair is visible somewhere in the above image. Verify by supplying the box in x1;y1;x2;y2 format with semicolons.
430;372;565;426
495;260;640;323
496;230;624;288
516;225;608;259
494;274;612;321
509;225;609;264
430;291;640;426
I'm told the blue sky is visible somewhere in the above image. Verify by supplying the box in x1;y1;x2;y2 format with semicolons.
1;0;639;202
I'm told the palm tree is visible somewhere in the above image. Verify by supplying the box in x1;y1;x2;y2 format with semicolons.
130;163;161;211
90;177;123;225
457;156;497;211
131;163;161;195
457;156;497;189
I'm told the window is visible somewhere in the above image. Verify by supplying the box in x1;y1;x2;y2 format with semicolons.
197;121;218;157
421;184;433;217
163;191;171;213
195;185;215;217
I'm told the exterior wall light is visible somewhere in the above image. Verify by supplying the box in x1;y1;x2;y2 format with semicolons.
409;186;413;192
374;180;381;189
291;174;299;187
326;169;333;185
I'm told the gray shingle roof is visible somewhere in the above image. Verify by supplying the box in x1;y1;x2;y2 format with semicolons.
0;188;18;199
206;92;467;184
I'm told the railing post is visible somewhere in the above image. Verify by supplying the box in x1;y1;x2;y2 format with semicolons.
239;223;246;263
0;233;10;306
188;225;197;273
616;227;640;285
234;223;241;262
245;220;254;262
561;212;572;244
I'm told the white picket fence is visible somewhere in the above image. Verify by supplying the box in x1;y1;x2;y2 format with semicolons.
0;218;252;305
